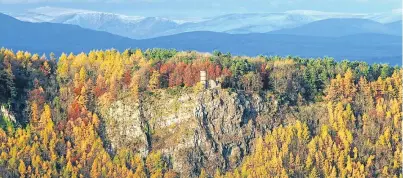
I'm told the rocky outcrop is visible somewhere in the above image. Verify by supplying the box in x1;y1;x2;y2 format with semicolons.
102;88;281;177
105;101;149;155
0;105;16;123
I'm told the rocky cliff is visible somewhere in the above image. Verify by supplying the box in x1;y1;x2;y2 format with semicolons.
101;88;282;177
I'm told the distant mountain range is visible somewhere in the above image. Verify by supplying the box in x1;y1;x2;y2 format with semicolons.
0;13;134;54
7;7;403;39
270;18;402;37
1;13;401;65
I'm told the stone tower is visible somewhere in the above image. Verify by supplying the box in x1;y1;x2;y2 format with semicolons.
200;71;207;89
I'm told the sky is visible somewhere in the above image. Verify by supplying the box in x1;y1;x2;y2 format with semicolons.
0;0;402;18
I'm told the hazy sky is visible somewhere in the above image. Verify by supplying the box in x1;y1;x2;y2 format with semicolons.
0;0;401;18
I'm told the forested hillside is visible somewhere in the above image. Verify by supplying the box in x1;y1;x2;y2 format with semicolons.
0;48;401;177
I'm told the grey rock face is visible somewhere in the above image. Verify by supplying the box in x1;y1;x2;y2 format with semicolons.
105;101;149;156
102;88;280;177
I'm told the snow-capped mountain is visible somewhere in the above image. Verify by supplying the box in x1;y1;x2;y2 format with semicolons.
8;7;402;39
50;13;180;39
158;10;402;36
9;7;183;39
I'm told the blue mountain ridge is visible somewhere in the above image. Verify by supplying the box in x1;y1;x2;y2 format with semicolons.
0;13;401;65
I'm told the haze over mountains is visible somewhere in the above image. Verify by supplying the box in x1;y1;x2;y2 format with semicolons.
7;7;402;39
270;18;402;37
1;7;402;65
